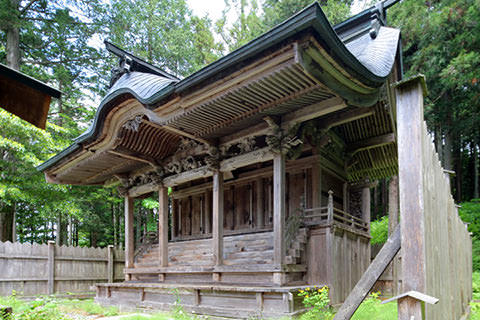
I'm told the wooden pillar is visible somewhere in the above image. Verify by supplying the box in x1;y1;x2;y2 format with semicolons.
396;78;426;319
170;198;176;240
256;178;264;229
158;186;169;267
361;186;371;229
389;176;400;295
124;196;134;281
273;153;286;266
205;190;212;234
311;162;322;208
343;182;349;212
212;171;224;266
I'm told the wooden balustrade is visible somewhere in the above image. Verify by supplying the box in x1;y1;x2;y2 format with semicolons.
303;190;369;233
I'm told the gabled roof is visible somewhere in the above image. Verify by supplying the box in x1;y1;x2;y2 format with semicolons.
38;1;401;183
0;63;61;129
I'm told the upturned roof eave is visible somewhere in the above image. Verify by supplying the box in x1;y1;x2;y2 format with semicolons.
38;1;400;173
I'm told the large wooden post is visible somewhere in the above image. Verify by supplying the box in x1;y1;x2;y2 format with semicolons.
311;162;322;208
396;78;426;319
212;170;224;266
388;175;400;295
158;186;169;268
361;186;370;229
273;153;286;266
256;178;264;228
124;196;134;281
205;190;212;234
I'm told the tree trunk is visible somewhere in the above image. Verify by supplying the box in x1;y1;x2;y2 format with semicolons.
454;140;462;201
0;204;14;242
113;202;118;247
435;124;443;163
474;142;479;199
56;215;62;245
5;0;21;70
11;202;16;242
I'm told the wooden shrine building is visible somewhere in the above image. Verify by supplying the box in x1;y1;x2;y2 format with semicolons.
0;63;61;129
38;2;472;319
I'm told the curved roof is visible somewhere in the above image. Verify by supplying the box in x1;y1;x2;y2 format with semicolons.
38;1;401;173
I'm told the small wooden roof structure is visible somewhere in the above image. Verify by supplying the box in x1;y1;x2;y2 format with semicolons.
0;63;61;129
38;2;402;185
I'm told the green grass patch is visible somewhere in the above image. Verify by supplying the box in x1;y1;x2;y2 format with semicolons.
56;298;119;316
351;292;397;320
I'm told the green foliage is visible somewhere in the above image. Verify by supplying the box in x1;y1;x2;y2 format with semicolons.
351;292;397;320
459;199;480;270
298;286;334;320
218;0;352;53
106;0;222;78
390;0;480;202
0;296;64;320
370;216;389;245
471;273;480;319
473;272;480;300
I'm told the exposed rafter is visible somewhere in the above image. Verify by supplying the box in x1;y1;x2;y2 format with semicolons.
346;133;396;156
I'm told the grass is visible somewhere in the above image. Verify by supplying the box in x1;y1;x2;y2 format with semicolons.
351;293;396;320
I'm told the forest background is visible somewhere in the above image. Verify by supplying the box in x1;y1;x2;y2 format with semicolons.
0;0;479;267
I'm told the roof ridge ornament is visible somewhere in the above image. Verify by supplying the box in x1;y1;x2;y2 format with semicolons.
110;55;133;88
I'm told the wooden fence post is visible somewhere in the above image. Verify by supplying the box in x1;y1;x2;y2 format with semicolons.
395;77;427;319
47;240;55;295
107;245;114;283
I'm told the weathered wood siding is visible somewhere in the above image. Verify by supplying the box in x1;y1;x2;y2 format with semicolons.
0;241;124;296
172;156;347;240
420;121;472;319
306;226;370;305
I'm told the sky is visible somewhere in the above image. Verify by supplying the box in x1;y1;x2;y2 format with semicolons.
187;0;228;22
187;0;370;23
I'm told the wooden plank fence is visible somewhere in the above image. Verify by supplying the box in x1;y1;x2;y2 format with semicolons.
0;241;124;296
396;77;472;319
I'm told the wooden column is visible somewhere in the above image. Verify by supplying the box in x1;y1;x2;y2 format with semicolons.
170;198;176;240
212;171;224;266
124;196;134;281
256;178;264;228
388;175;400;295
311;162;322;208
205;190;212;234
396;77;426;319
158;186;169;268
361;186;371;229
273;153;286;266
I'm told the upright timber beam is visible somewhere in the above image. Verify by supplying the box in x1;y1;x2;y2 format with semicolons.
388;175;400;295
311;161;322;208
273;153;286;267
158;185;169;268
361;186;371;229
124;196;134;281
255;178;264;228
212;170;224;266
395;76;427;320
